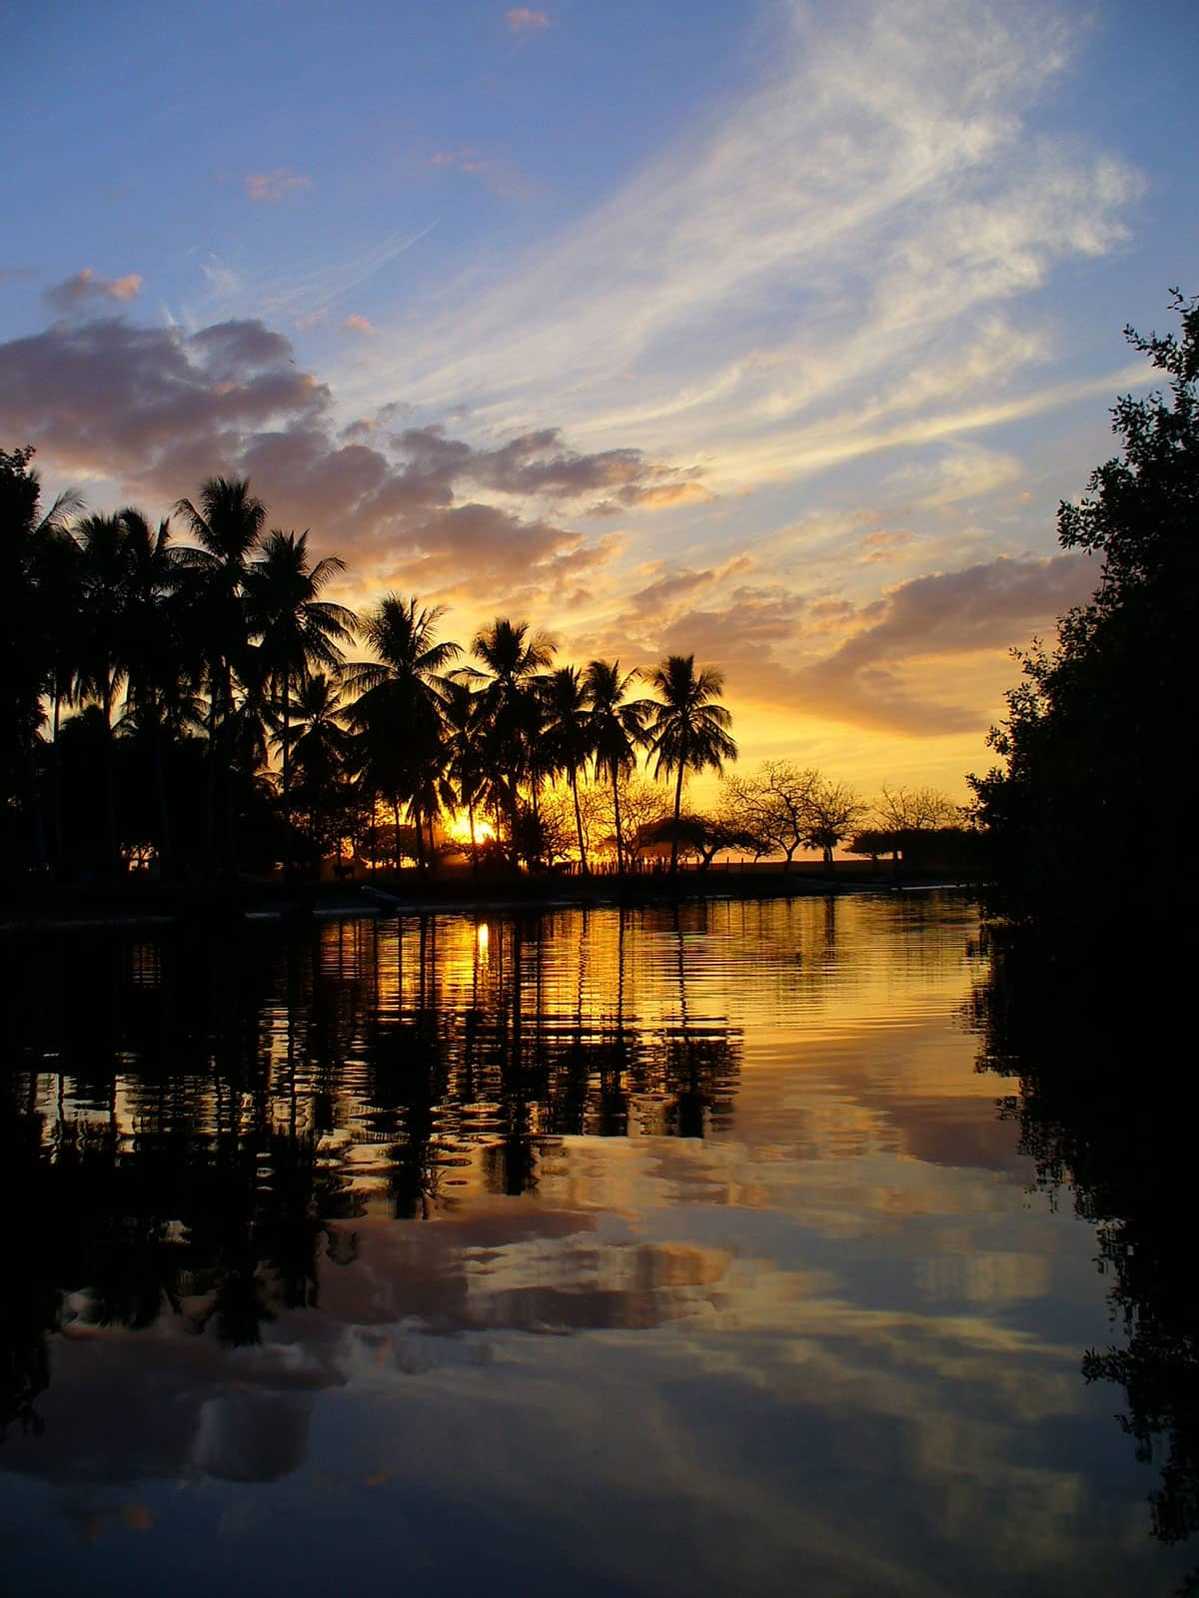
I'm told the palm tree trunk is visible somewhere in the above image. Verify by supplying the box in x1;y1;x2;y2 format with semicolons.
102;676;119;873
570;767;588;875
51;690;63;869
392;794;402;872
205;674;218;864
468;801;478;872
154;732;172;879
611;766;624;875
24;735;46;872
281;675;292;872
506;778;520;869
670;762;685;874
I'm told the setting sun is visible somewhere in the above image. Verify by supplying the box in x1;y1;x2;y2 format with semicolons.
447;813;495;846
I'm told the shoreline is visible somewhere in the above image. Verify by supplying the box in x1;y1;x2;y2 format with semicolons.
0;869;983;935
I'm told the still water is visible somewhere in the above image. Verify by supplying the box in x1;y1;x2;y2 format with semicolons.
0;894;1190;1595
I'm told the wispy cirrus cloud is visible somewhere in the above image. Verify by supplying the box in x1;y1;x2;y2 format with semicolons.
45;268;142;312
345;0;1139;504
210;225;438;328
244;168;312;203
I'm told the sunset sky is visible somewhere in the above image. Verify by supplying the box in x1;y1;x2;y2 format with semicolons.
2;0;1195;798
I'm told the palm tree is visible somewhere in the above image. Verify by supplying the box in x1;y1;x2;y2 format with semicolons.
343;596;461;870
75;511;136;865
174;478;267;861
114;507;192;875
245;530;355;832
74;513;132;729
0;445;82;869
442;678;486;861
585;659;651;874
118;509;186;712
471;618;555;861
31;523;85;865
541;666;593;873
645;655;738;873
286;672;352;859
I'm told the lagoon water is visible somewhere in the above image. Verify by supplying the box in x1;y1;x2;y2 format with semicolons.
0;894;1190;1595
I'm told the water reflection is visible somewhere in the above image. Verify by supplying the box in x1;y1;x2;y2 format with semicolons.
1;908;746;1435
0;895;1192;1596
972;936;1199;1591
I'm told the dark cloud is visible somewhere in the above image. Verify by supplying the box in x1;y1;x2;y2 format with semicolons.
0;317;327;478
824;555;1097;674
393;424;703;509
794;554;1098;733
0;313;693;610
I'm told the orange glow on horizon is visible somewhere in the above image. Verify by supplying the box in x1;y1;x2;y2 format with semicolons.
448;812;496;845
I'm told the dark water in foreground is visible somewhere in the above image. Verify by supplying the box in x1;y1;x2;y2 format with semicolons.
0;895;1192;1596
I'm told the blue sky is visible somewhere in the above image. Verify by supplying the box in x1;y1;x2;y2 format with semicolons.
2;0;1196;792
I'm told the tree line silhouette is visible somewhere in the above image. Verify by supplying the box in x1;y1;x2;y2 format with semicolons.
0;465;741;881
1;454;979;889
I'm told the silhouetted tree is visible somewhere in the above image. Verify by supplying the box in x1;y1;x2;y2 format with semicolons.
969;290;1199;943
471;618;555;861
585;659;650;873
645;655;737;873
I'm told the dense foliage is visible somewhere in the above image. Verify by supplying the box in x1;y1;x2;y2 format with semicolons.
968;292;1199;937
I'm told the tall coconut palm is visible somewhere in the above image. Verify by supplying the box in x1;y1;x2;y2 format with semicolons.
0;445;82;869
471;618;555;860
541;666;594;873
74;512;132;729
173;477;266;703
118;509;185;716
245;529;355;828
114;507;191;874
75;511;135;865
343;596;461;870
31;523;85;865
442;677;486;859
173;478;267;862
285;673;352;857
645;655;738;873
584;659;651;874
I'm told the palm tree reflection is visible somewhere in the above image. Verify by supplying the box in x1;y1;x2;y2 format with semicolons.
0;907;743;1434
